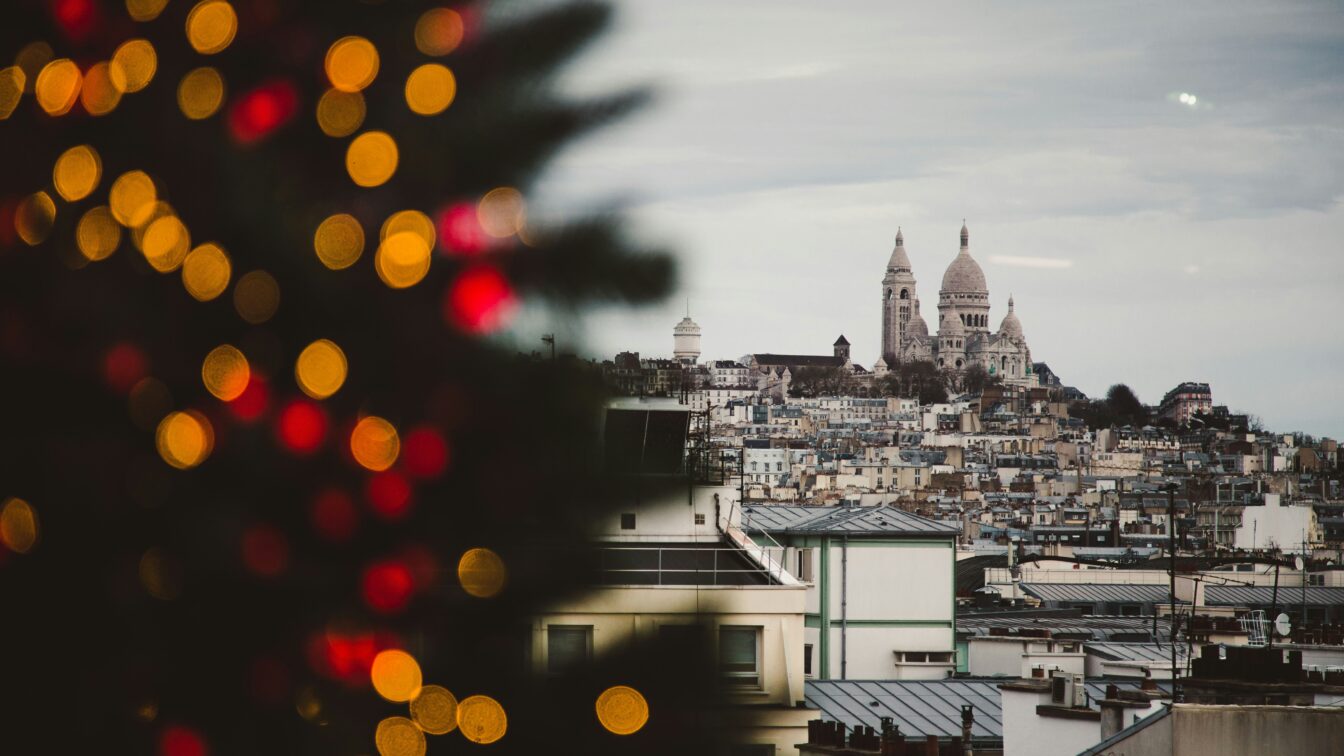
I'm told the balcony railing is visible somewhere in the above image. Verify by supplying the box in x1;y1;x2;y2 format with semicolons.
593;545;787;586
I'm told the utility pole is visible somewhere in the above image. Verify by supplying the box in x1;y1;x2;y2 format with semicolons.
1165;482;1179;689
541;333;555;361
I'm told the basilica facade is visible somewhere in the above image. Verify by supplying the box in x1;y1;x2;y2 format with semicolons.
879;223;1036;387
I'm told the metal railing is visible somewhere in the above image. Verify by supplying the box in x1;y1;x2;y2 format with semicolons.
594;545;787;586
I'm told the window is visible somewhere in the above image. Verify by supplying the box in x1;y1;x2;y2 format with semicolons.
694;513;706;525
796;548;814;582
547;625;592;674
776;462;783;471
803;643;813;676
620;513;636;530
719;626;761;687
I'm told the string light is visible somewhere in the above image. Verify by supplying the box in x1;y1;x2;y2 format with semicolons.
346;131;399;187
181;243;232;301
374;231;431;289
178;67;225;119
380;210;436;250
374;716;425;756
156;410;215;469
457;548;506;598
112;39;157;93
0;498;39;554
140;214;192;272
404;64;455;116
0;67;24;119
477;187;526;238
201;344;250;401
186;1;239;55
15;191;56;246
233;270;280;324
35;58;81;116
410;685;458;735
109;170;157;226
76;206;122;261
595;685;650;735
414;8;465;56
313;213;364;269
370;649;422;702
350;416;399;471
126;0;169;22
456;695;507;744
294;339;347;399
325;36;379;93
53;145;102;202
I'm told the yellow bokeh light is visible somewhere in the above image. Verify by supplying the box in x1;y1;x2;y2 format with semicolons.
141;214;191;272
129;202;175;252
178;67;225;119
139;547;182;600
80;61;128;116
127;0;170;22
156;410;214;469
295;339;347;400
404;63;456;116
76;206;122;261
381;209;435;248
375;716;426;756
370;650;422;703
233;270;280;324
0;498;39;554
313;213;364;270
350;416;399;472
315;88;365;137
415;8;465;57
201;344;249;401
346;131;398;187
457;695;507;745
53;144;103;202
374;231;431;289
15;191;56;246
15;42;54;91
110;170;158;227
410;685;458;735
112;39;157;93
477;187;526;238
181;243;232;301
0;67;25;120
35;58;82;116
186;0;238;55
595;685;650;735
457;548;507;598
325;36;379;93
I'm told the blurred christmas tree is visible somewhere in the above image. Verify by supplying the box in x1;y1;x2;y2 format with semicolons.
0;1;723;754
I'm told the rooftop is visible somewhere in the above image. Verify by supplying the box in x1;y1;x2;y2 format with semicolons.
741;504;959;537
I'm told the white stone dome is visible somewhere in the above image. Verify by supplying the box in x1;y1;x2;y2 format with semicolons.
940;223;988;294
998;296;1023;341
941;309;965;337
887;228;912;271
908;298;930;340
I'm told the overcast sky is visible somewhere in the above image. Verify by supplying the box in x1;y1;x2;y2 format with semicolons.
520;0;1344;438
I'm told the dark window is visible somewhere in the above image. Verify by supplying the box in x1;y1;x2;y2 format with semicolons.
620;513;636;530
547;625;592;674
694;513;706;525
803;643;813;676
720;626;761;687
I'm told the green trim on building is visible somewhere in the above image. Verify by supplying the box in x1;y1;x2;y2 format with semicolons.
804;615;822;629
818;537;831;678
825;619;953;628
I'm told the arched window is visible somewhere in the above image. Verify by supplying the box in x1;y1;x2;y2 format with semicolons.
955;359;963;369
900;289;909;300
1001;356;1007;372
938;358;944;367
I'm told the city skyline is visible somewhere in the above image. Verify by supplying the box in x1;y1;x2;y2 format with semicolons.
526;0;1344;439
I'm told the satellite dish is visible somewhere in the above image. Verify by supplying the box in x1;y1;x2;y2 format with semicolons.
1274;613;1292;637
1294;555;1305;571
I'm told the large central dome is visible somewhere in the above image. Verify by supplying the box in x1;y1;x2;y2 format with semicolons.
940;222;987;294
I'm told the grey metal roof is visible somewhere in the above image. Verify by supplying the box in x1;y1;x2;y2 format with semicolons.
1021;583;1173;605
1204;586;1344;607
1086;642;1188;664
805;679;1171;742
957;615;1170;642
741;504;959;536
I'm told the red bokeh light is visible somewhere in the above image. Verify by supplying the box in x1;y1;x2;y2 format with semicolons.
241;524;289;577
445;265;516;333
51;0;97;43
436;202;490;255
102;343;147;394
159;726;207;756
365;471;413;520
306;628;400;685
310;488;357;543
228;79;299;145
276;399;328;455
228;373;270;423
402;426;450;479
361;559;415;614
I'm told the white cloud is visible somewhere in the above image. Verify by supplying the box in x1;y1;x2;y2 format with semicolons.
989;255;1074;269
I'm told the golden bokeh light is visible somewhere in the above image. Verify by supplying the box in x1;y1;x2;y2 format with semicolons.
295;339;347;400
109;170;158;226
233;270;280;324
139;547;182;600
313;213;364;269
374;231;431;289
76;206;122;261
404;63;456;116
410;685;458;735
186;0;238;55
130;202;175;249
380;209;436;249
477;187;526;238
315;88;365;137
457;695;507;745
350;416;399;472
15;191;56;246
181;243;232;301
415;8;465;56
296;687;323;722
370;650;422;703
127;0;170;22
112;39;157;93
178;67;225;119
80;61;128;116
325;36;379;93
35;58;81;116
0;498;39;554
346;131;399;187
53;144;102;202
15;42;54;90
156;410;214;469
457;547;507;598
201;344;250;401
0;67;25;120
141;214;191;272
595;685;650;735
375;716;426;756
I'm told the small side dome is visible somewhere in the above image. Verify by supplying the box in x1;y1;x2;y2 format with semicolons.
998;295;1023;341
887;227;912;271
